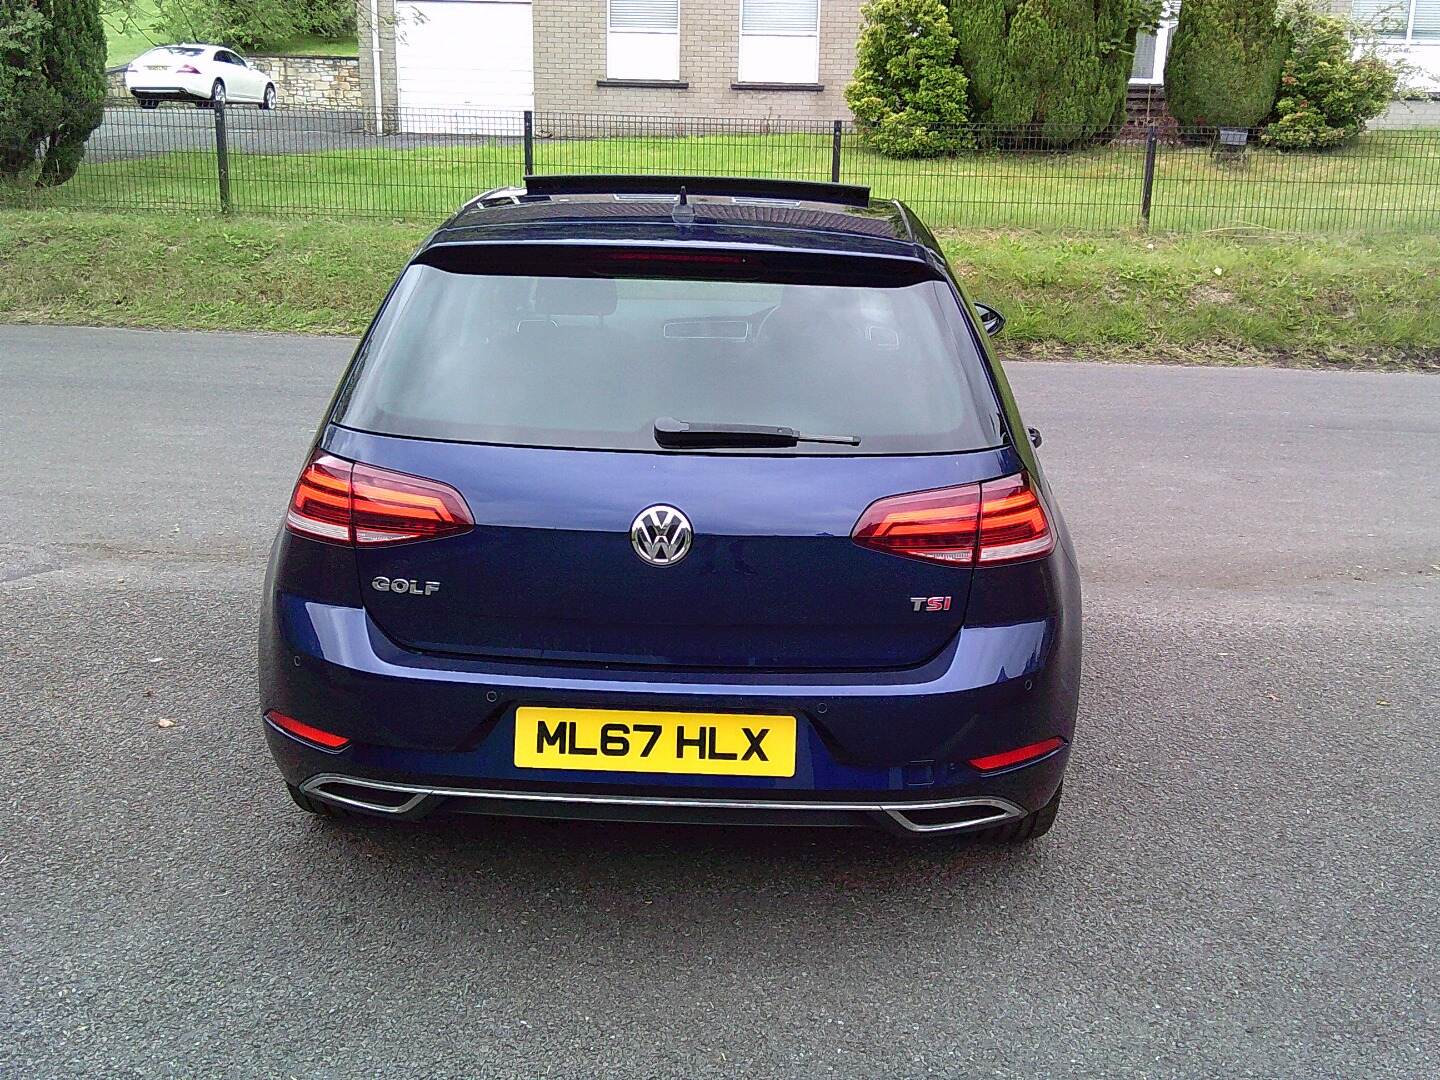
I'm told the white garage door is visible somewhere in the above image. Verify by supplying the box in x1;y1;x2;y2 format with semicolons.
394;0;533;134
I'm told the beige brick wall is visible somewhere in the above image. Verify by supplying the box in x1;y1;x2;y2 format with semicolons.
533;0;860;124
358;0;862;129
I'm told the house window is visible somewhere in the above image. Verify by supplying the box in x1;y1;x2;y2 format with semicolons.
1129;18;1175;84
1352;0;1439;42
1130;32;1159;81
739;0;821;84
608;0;680;81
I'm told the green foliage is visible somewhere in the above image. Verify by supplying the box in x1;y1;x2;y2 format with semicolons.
117;0;355;51
38;0;105;184
950;0;1159;148
845;0;974;158
1164;0;1289;129
1;3;55;178
151;0;289;49
1262;2;1398;150
0;0;106;185
296;0;351;39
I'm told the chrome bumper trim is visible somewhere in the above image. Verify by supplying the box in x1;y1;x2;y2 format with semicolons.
299;773;1026;833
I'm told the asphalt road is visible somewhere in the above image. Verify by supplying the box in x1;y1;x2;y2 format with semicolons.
2;324;1437;1078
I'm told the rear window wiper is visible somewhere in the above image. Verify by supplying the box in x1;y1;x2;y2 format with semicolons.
654;416;861;449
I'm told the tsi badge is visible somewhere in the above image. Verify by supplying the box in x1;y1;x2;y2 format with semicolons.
910;596;953;612
372;576;441;596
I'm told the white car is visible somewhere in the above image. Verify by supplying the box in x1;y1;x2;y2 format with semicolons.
125;44;277;110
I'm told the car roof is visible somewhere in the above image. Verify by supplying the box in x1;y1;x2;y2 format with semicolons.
426;176;938;263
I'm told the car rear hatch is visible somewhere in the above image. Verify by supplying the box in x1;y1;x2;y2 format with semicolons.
326;431;1020;669
324;240;1010;671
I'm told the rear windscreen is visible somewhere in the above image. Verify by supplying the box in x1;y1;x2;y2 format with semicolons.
333;264;1004;455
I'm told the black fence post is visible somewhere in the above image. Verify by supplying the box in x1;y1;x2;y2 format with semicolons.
831;120;843;183
213;97;232;213
1139;124;1158;229
523;110;534;177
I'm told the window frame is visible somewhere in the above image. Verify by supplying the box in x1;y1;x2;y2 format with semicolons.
737;0;822;85
1128;15;1176;85
1343;0;1437;43
606;0;682;82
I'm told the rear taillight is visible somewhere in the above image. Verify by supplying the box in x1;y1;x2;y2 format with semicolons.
286;453;352;542
285;451;473;546
973;473;1055;564
176;64;200;74
851;484;982;564
852;472;1053;566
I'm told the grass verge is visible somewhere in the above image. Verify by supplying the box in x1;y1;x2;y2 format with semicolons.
1;209;1436;369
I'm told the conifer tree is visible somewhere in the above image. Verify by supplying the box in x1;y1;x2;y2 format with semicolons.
1165;0;1289;129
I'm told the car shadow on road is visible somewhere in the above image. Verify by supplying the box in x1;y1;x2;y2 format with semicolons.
284;808;1048;907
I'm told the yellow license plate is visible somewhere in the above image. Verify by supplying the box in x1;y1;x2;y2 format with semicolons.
514;707;797;777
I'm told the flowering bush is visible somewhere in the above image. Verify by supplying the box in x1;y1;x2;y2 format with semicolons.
1263;2;1399;150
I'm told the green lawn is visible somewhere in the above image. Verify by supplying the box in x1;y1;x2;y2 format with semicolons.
251;33;358;58
16;128;1440;234
2;209;1435;369
104;0;162;67
103;1;356;66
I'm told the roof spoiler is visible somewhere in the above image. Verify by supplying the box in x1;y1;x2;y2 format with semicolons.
522;174;872;209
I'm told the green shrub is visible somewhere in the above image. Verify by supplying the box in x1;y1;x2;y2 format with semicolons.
1;3;55;179
0;0;106;186
39;0;105;184
295;0;352;39
1165;0;1290;129
845;0;974;158
950;0;1160;148
1262;2;1399;150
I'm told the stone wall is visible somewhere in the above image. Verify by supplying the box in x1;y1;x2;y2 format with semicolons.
107;55;360;109
253;56;360;109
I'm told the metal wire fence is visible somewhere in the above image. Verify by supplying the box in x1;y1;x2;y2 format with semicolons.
6;97;1439;233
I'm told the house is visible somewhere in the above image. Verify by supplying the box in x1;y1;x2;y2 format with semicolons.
356;0;861;134
354;0;1438;135
1349;0;1440;92
1127;0;1440;97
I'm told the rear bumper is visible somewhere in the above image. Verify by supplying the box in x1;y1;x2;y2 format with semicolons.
127;88;207;102
260;576;1081;827
288;768;1033;834
125;73;212;100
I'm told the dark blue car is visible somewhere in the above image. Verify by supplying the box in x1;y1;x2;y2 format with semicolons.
260;175;1081;842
